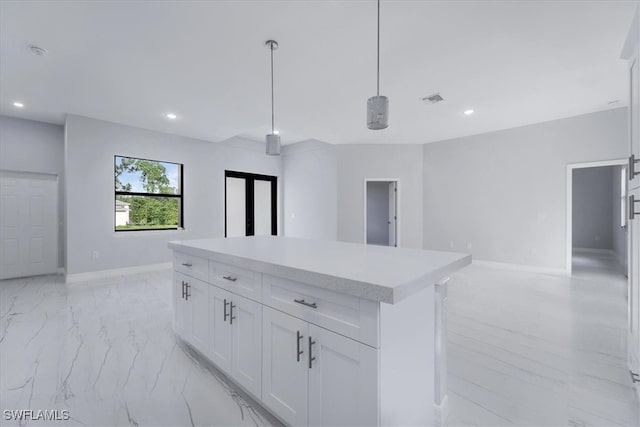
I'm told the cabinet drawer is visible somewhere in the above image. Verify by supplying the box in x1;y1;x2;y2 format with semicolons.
263;275;379;348
210;261;262;303
174;252;209;282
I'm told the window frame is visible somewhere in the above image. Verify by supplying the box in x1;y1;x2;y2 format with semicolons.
114;155;184;232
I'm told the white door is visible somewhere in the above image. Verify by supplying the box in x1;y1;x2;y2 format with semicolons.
308;325;378;427
210;285;233;373
226;177;246;237
388;182;397;247
174;273;192;341
231;294;262;397
0;171;58;279
629;186;640;392
189;278;210;356
262;307;309;426
253;180;272;236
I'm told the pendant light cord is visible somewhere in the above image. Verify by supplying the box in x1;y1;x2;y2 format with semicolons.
270;44;275;133
377;0;380;96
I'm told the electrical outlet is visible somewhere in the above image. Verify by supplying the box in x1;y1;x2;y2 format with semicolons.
449;241;454;248
92;250;99;259
594;235;600;241
466;243;472;250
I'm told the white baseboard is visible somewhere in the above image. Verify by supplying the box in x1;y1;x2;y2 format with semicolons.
434;395;449;426
65;262;172;285
472;260;567;276
573;247;615;255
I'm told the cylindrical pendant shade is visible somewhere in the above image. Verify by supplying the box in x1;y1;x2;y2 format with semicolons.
265;133;281;156
367;95;389;130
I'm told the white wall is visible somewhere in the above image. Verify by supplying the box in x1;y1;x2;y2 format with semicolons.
337;144;423;249
423;108;627;270
572;166;614;250
282;140;337;240
65;115;281;276
0;116;65;268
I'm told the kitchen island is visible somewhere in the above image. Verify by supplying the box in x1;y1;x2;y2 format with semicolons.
168;236;470;426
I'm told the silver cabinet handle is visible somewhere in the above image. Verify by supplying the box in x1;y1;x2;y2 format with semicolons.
230;302;236;324
181;281;187;299
223;299;230;322
308;336;316;369
223;276;237;282
296;331;304;362
629;154;640;180
630;195;640;221
294;299;317;309
181;262;193;267
185;283;191;300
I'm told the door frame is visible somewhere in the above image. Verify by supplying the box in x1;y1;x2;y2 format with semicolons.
565;159;627;275
225;170;277;237
363;178;399;247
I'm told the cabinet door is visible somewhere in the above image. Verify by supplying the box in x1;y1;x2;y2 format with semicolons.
308;325;378;427
629;186;640;392
209;285;233;373
189;278;211;356
173;274;192;341
231;294;262;398
630;56;640;190
262;307;309;426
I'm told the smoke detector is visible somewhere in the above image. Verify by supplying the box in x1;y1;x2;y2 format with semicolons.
29;44;47;56
421;93;444;104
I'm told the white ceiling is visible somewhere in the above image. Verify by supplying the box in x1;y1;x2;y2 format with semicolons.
0;0;636;145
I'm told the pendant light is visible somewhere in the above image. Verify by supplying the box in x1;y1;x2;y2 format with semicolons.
265;40;281;155
367;0;388;130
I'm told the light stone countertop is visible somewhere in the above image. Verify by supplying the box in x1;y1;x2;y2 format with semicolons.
168;236;471;304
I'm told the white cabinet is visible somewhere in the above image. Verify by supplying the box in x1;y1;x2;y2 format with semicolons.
262;306;377;427
262;307;309;426
308;324;377;427
209;285;233;371
230;293;263;398
174;273;210;356
173;273;191;341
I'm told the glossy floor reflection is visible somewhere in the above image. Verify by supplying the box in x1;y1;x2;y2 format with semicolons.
1;256;638;427
0;271;277;427
445;254;639;427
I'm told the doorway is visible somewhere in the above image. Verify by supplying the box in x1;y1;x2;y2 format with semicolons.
225;171;277;237
0;170;58;279
364;179;398;247
566;160;627;276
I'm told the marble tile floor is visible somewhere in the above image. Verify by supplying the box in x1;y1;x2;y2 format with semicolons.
0;271;278;427
1;256;638;427
445;254;639;427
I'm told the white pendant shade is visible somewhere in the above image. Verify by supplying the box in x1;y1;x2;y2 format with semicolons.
265;133;281;155
367;95;389;130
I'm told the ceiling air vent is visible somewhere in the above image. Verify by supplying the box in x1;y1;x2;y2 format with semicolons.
421;93;443;104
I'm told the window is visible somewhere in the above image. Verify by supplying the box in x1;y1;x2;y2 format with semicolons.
114;156;183;231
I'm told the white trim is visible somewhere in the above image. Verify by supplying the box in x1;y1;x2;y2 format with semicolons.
566;159;627;275
363;178;400;247
573;247;616;255
434;395;449;426
65;262;172;285
472;260;567;276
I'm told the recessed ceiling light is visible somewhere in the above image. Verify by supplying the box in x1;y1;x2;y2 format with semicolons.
273;130;280;135
165;113;177;120
13;102;24;108
464;109;474;115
